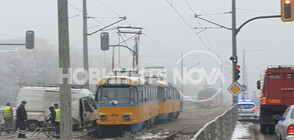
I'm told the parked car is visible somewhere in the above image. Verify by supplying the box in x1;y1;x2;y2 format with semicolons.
237;99;259;121
274;105;294;140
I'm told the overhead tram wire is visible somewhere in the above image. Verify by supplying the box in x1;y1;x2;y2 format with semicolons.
68;2;106;26
183;0;217;54
143;34;179;57
95;0;121;17
166;0;214;54
95;0;136;27
236;8;279;14
184;0;223;54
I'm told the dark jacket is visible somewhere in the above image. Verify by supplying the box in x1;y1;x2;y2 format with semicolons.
16;104;27;121
50;110;56;124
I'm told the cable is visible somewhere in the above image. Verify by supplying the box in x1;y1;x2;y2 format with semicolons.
95;0;120;17
166;0;214;53
94;0;136;27
183;0;217;54
143;34;178;57
68;2;83;13
236;8;279;14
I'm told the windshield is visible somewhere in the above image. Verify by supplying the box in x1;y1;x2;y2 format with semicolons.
98;86;137;104
238;104;255;109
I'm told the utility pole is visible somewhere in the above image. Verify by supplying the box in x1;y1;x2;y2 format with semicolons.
242;49;246;98
232;0;238;105
58;0;72;139
181;51;184;94
83;0;89;89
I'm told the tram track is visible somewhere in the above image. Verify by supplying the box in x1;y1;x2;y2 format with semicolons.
161;108;216;140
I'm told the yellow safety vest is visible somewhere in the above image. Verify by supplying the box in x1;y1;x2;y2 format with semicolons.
55;108;60;122
3;106;12;118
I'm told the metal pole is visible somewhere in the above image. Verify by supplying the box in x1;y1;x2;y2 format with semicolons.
242;49;246;98
58;0;72;139
181;52;184;94
232;0;238;105
83;0;89;89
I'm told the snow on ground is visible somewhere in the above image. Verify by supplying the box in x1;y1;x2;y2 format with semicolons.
135;132;168;140
231;121;251;140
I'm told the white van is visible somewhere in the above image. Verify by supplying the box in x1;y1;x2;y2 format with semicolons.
16;86;97;131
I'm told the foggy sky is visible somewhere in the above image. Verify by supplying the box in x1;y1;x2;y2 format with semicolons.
0;0;293;99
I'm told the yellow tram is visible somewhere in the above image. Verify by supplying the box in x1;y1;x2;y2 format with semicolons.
95;76;181;134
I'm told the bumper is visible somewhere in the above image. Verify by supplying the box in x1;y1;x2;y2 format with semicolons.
238;114;259;120
286;135;294;140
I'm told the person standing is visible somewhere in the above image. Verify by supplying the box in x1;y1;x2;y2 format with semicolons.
3;103;13;132
48;106;56;126
16;100;27;138
54;103;60;139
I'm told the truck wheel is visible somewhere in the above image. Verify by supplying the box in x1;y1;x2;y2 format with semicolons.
260;125;267;134
260;125;275;134
27;121;39;131
268;125;275;134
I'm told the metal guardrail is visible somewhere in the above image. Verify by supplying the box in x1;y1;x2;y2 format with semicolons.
191;105;238;140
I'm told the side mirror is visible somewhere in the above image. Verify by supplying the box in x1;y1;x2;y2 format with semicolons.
25;30;34;49
273;114;282;121
100;32;109;51
257;80;261;89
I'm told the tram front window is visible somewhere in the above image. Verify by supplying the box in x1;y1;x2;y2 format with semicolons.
98;87;137;104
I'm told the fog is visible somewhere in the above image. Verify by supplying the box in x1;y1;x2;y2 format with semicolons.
0;0;293;106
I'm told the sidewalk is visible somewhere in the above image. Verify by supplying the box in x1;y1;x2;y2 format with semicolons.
231;121;252;140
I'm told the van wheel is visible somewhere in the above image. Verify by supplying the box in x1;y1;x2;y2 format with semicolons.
27;121;39;131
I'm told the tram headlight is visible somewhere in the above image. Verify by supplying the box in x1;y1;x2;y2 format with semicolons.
122;114;131;120
100;114;107;120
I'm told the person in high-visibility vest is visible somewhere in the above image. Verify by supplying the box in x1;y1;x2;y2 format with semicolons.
54;103;60;139
3;103;13;132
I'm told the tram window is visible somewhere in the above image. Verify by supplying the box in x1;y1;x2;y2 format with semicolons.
138;91;143;102
130;89;137;104
148;88;151;101
171;88;175;99
151;87;155;101
158;88;164;100
165;88;169;99
98;86;137;104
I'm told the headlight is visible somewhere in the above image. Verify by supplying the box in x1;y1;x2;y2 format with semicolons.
122;114;131;120
100;114;107;120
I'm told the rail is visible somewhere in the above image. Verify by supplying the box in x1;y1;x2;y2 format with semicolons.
191;105;238;140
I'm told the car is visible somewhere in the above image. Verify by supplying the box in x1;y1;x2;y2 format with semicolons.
237;99;259;121
274;105;294;140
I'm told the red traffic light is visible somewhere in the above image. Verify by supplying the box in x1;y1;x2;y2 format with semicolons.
236;65;240;70
281;0;294;22
285;0;291;4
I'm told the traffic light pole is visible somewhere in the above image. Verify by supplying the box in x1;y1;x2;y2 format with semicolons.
232;0;238;105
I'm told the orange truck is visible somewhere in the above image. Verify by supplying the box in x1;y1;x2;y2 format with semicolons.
257;66;294;134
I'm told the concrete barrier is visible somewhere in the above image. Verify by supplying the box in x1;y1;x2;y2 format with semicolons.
191;105;238;140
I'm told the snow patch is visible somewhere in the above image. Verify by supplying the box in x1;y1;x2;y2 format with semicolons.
135;132;168;140
231;121;251;140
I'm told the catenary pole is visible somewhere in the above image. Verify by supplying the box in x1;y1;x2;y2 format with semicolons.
58;0;72;139
232;0;238;105
83;0;89;89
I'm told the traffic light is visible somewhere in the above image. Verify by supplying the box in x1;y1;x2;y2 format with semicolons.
25;30;34;49
235;65;241;81
281;0;294;22
100;32;109;51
